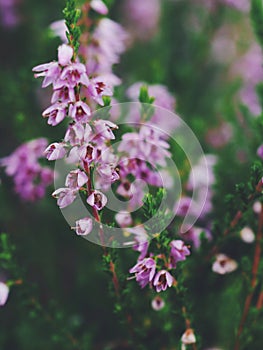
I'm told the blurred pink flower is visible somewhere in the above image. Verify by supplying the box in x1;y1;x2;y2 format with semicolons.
151;296;165;311
0;0;21;28
90;0;108;15
49;20;67;43
212;254;238;275
0;282;9;306
115;211;132;228
219;0;250;12
231;44;263;116
1;138;53;201
123;0;161;41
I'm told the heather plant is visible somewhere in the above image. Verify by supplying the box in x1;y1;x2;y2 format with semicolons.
1;0;263;349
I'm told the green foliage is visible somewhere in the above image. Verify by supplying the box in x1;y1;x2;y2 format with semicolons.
138;86;156;121
251;0;263;48
63;0;81;54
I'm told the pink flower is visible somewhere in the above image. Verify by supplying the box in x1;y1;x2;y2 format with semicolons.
129;258;156;288
0;282;9;306
96;162;119;184
65;169;88;189
231;44;263;115
87;190;107;210
115;211;132;227
58;44;73;66
90;0;108;15
0;0;21;28
181;226;211;250
52;188;76;208
0;138;53;201
79;144;97;165
33;62;61;88
151;296;165;311
93;120;118;141
240;227;255;243
127;82;175;111
87;78;113;105
75;217;93;236
84;18;128;83
125;225;149;260
51;85;76;103
56;62;89;89
64;123;91;146
42;103;68;126
169;240;191;268
212;254;238;275
49;20;67;43
124;0;161;41
44;142;67;160
257;144;263;159
69;101;91;123
253;201;262;214
153;270;174;292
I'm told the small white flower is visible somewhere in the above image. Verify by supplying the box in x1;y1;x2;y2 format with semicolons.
181;328;196;345
151;296;165;311
240;227;255;243
212;254;238;275
253;201;262;214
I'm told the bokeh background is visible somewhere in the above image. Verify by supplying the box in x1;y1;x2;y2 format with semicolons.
1;0;263;349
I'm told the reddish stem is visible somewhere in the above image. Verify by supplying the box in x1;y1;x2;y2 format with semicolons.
234;204;263;350
84;163;120;297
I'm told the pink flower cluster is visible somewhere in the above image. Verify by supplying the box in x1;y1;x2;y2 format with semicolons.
33;44;112;126
129;239;190;292
0;138;53;201
173;155;216;248
116;125;171;210
50;15;128;88
34;10;127;237
35;10;176;238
